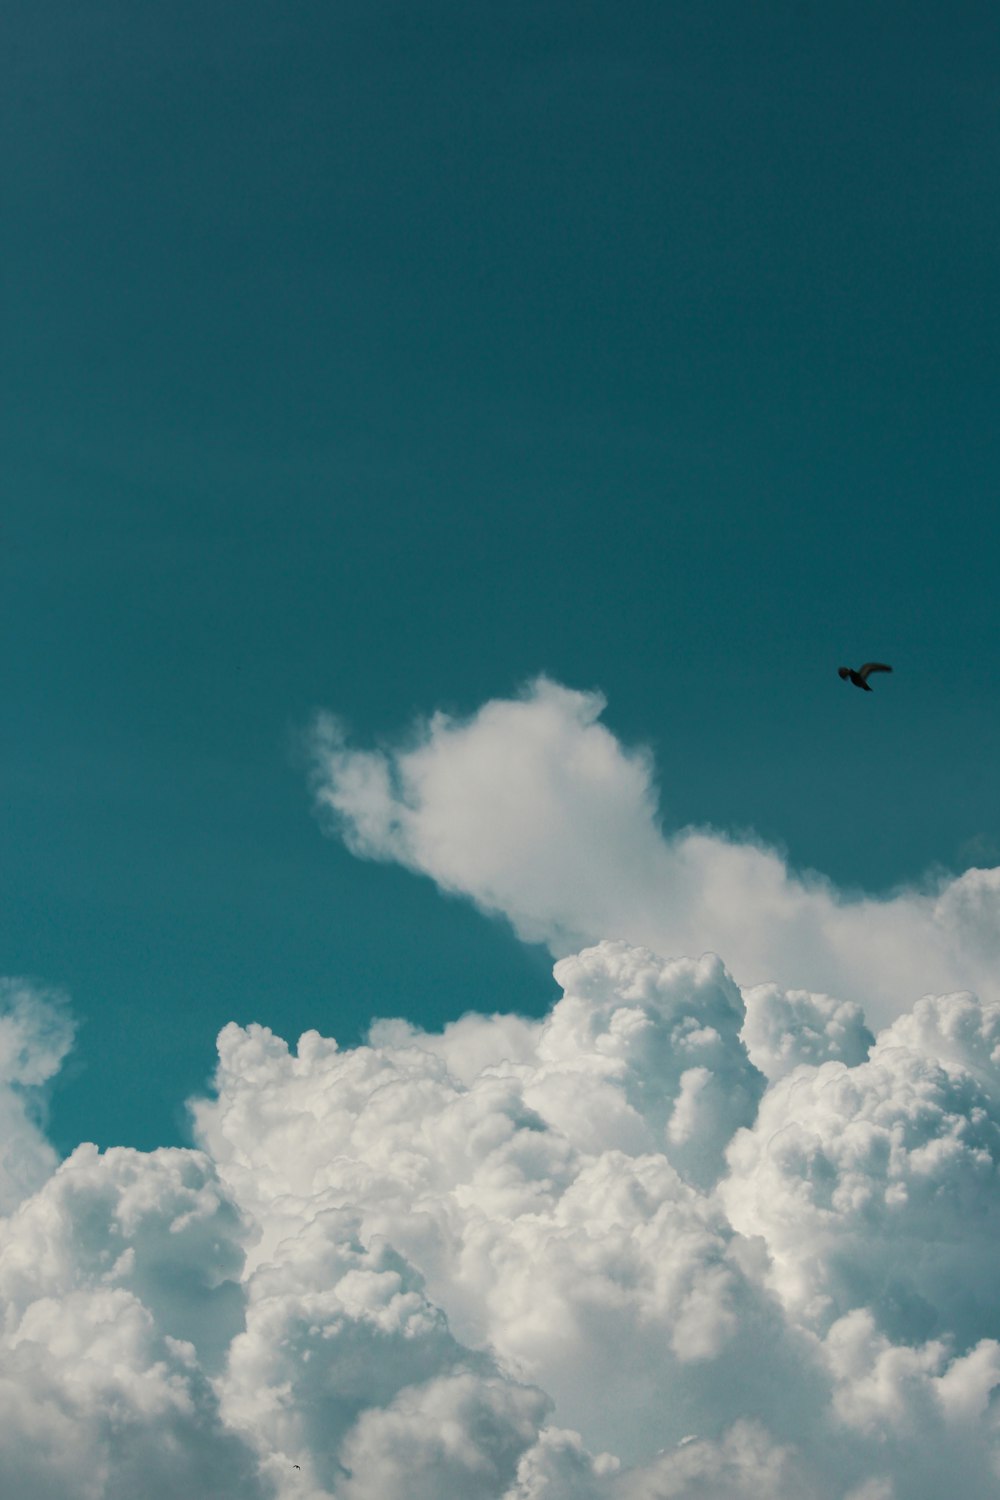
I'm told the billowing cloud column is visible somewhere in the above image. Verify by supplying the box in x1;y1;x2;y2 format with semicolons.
194;943;812;1467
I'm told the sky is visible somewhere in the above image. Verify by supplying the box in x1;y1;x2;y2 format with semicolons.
4;2;1000;1496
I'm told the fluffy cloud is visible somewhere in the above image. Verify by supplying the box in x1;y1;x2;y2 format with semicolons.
310;679;1000;1028
193;943;797;1470
0;1137;265;1500
220;1204;547;1497
740;984;874;1082
5;681;1000;1496
189;939;1000;1496
723;988;1000;1350
5;952;1000;1496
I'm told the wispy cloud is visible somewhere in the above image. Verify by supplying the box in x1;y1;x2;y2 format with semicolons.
0;979;75;1214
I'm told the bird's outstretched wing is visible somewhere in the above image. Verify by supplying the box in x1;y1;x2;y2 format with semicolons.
859;663;892;679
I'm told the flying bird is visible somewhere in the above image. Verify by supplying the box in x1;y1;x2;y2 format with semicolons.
838;662;893;692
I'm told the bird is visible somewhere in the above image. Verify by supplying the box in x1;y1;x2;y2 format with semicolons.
838;662;893;692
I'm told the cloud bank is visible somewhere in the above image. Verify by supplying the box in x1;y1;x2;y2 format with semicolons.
310;678;1000;1029
4;946;1000;1498
4;680;1000;1495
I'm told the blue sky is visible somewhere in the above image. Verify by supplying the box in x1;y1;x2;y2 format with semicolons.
4;0;1000;1164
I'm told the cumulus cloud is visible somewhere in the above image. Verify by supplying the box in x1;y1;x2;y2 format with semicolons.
188;940;1000;1496
612;1421;812;1500
193;943;794;1471
5;679;1000;1496
0;1136;265;1500
740;984;874;1082
220;1204;547;1497
5;951;1000;1495
310;679;1000;1028
723;987;1000;1351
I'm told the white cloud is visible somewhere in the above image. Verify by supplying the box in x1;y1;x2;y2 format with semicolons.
193;943;800;1467
219;1202;546;1496
740;984;874;1082
501;1424;615;1499
310;679;1000;1028
336;1373;546;1500
611;1421;812;1500
0;979;75;1214
0;1141;250;1371
721;987;1000;1350
186;938;1000;1496
0;1135;266;1499
6;952;1000;1495
6;679;1000;1497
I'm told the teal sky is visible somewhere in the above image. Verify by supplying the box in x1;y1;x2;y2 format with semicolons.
4;0;1000;1153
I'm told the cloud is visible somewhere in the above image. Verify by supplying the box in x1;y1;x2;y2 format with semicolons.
740;984;874;1082
0;979;75;1214
5;952;1000;1495
336;1373;546;1500
219;1203;547;1496
193;943;800;1469
310;678;1000;1028
6;680;1000;1496
188;941;1000;1496
0;1135;266;1500
612;1421;812;1500
722;987;1000;1351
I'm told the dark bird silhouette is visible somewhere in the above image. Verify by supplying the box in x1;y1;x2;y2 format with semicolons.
838;662;893;692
